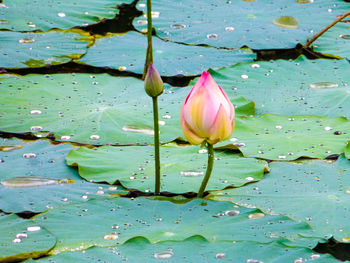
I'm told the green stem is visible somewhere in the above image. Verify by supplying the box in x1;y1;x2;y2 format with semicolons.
197;143;214;198
152;96;161;195
142;0;153;79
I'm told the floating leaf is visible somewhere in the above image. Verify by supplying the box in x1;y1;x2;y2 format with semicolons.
34;198;319;254
0;138;80;181
0;138;127;213
0;74;254;145
209;156;350;242
0;214;56;262
0;0;134;31
217;114;350;161
66;145;268;193
133;0;349;49
78;31;256;76
30;236;337;263
0;30;91;68
206;56;350;118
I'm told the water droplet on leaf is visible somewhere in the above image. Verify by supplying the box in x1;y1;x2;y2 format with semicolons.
180;171;204;177
31;126;43;131
216;253;226;259
207;34;218;39
225;210;240;216
104;234;118;240
19;38;35;44
309;82;338;89
171;24;186;29
23;153;36;159
16;233;28;239
12;238;22;243
27;226;41;232
122;125;154;135
247;259;263;263
273;16;298;29
248;213;265;219
339;34;350;40
0;176;70;188
154;251;173;259
30;110;42;115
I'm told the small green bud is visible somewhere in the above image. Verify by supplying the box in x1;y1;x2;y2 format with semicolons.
144;63;164;97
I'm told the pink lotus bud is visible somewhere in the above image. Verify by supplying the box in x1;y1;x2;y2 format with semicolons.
144;62;164;97
180;72;235;145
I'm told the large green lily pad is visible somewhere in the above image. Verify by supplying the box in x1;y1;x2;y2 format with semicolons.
217;114;350;161
0;138;79;181
0;214;56;262
133;0;349;49
0;181;127;214
34;197;318;254
0;73;254;145
209;156;350;242
77;31;256;76
0;0;134;31
0;30;91;69
66;144;268;193
313;22;350;59
206;56;350;118
29;236;337;263
0;138;127;213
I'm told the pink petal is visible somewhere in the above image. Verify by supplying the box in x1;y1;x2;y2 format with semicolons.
181;118;205;145
208;105;233;144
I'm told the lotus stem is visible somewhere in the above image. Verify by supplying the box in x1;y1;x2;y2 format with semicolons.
152;96;161;195
143;0;153;79
197;143;214;198
303;10;350;49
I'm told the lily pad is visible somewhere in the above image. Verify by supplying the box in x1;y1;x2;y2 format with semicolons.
133;0;349;49
29;236;337;263
0;73;254;145
0;0;134;31
66;144;268;193
0;30;91;69
313;22;350;59
206;56;350;118
0;138;80;181
217;114;350;161
209;156;350;242
0;214;56;262
34;197;318;254
77;31;256;76
0;138;127;213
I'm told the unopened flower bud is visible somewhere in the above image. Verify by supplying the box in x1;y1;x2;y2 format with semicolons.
144;63;164;97
181;72;235;145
